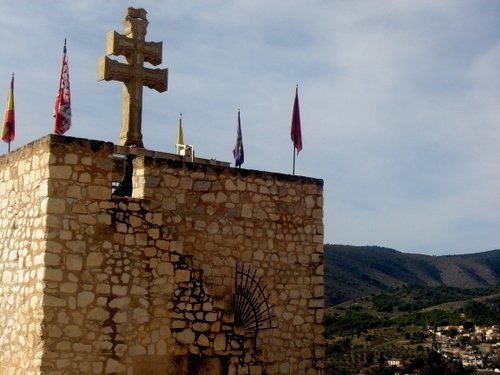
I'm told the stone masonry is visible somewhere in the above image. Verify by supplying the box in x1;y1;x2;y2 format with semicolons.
0;134;324;375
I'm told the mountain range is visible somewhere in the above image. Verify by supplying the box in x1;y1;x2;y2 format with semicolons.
324;244;500;307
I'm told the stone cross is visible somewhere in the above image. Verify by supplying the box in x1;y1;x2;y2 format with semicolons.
98;7;168;148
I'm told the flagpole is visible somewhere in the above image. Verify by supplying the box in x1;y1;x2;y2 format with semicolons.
238;109;241;169
293;84;296;175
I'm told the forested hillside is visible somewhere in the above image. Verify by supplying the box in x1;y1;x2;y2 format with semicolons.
324;244;500;306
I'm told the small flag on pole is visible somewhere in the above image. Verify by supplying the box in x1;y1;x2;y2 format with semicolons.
54;39;71;135
233;109;244;167
291;85;302;154
290;85;302;175
176;113;183;153
2;73;15;151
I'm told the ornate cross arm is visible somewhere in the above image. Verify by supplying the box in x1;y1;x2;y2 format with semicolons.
97;56;168;92
97;56;128;82
106;31;163;66
143;68;168;92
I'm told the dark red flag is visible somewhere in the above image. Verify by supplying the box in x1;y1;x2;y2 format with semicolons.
291;86;302;154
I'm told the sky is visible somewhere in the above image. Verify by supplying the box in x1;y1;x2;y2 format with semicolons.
0;1;499;255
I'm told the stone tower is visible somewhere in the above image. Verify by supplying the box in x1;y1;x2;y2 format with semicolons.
0;135;325;374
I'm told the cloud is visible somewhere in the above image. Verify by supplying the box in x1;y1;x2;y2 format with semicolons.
0;1;499;254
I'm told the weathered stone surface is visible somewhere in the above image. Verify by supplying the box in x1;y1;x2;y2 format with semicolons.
177;328;195;345
109;297;131;309
198;334;210;347
60;282;78;293
63;325;83;338
77;291;95;307
43;295;66;307
175;269;190;283
172;319;186;330
87;307;110;321
66;254;83;270
214;333;227;352
105;358;126;374
193;322;210;332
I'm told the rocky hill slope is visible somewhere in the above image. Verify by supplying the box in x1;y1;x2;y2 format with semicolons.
324;244;500;306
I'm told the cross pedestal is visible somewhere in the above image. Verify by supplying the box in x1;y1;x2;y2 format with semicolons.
97;7;168;148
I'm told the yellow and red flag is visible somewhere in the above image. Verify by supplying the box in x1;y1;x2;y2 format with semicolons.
2;74;15;144
54;39;71;135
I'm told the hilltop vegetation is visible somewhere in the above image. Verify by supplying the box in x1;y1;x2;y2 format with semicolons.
326;285;500;336
370;284;500;313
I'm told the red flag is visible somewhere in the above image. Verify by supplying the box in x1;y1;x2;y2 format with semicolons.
54;39;71;135
291;85;302;154
2;74;15;144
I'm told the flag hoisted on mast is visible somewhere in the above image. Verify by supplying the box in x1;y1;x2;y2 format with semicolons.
54;39;72;135
290;84;302;175
2;73;15;152
176;113;183;153
233;109;244;168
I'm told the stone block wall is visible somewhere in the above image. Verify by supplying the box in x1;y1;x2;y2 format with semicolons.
0;134;324;375
0;137;52;374
133;155;325;374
